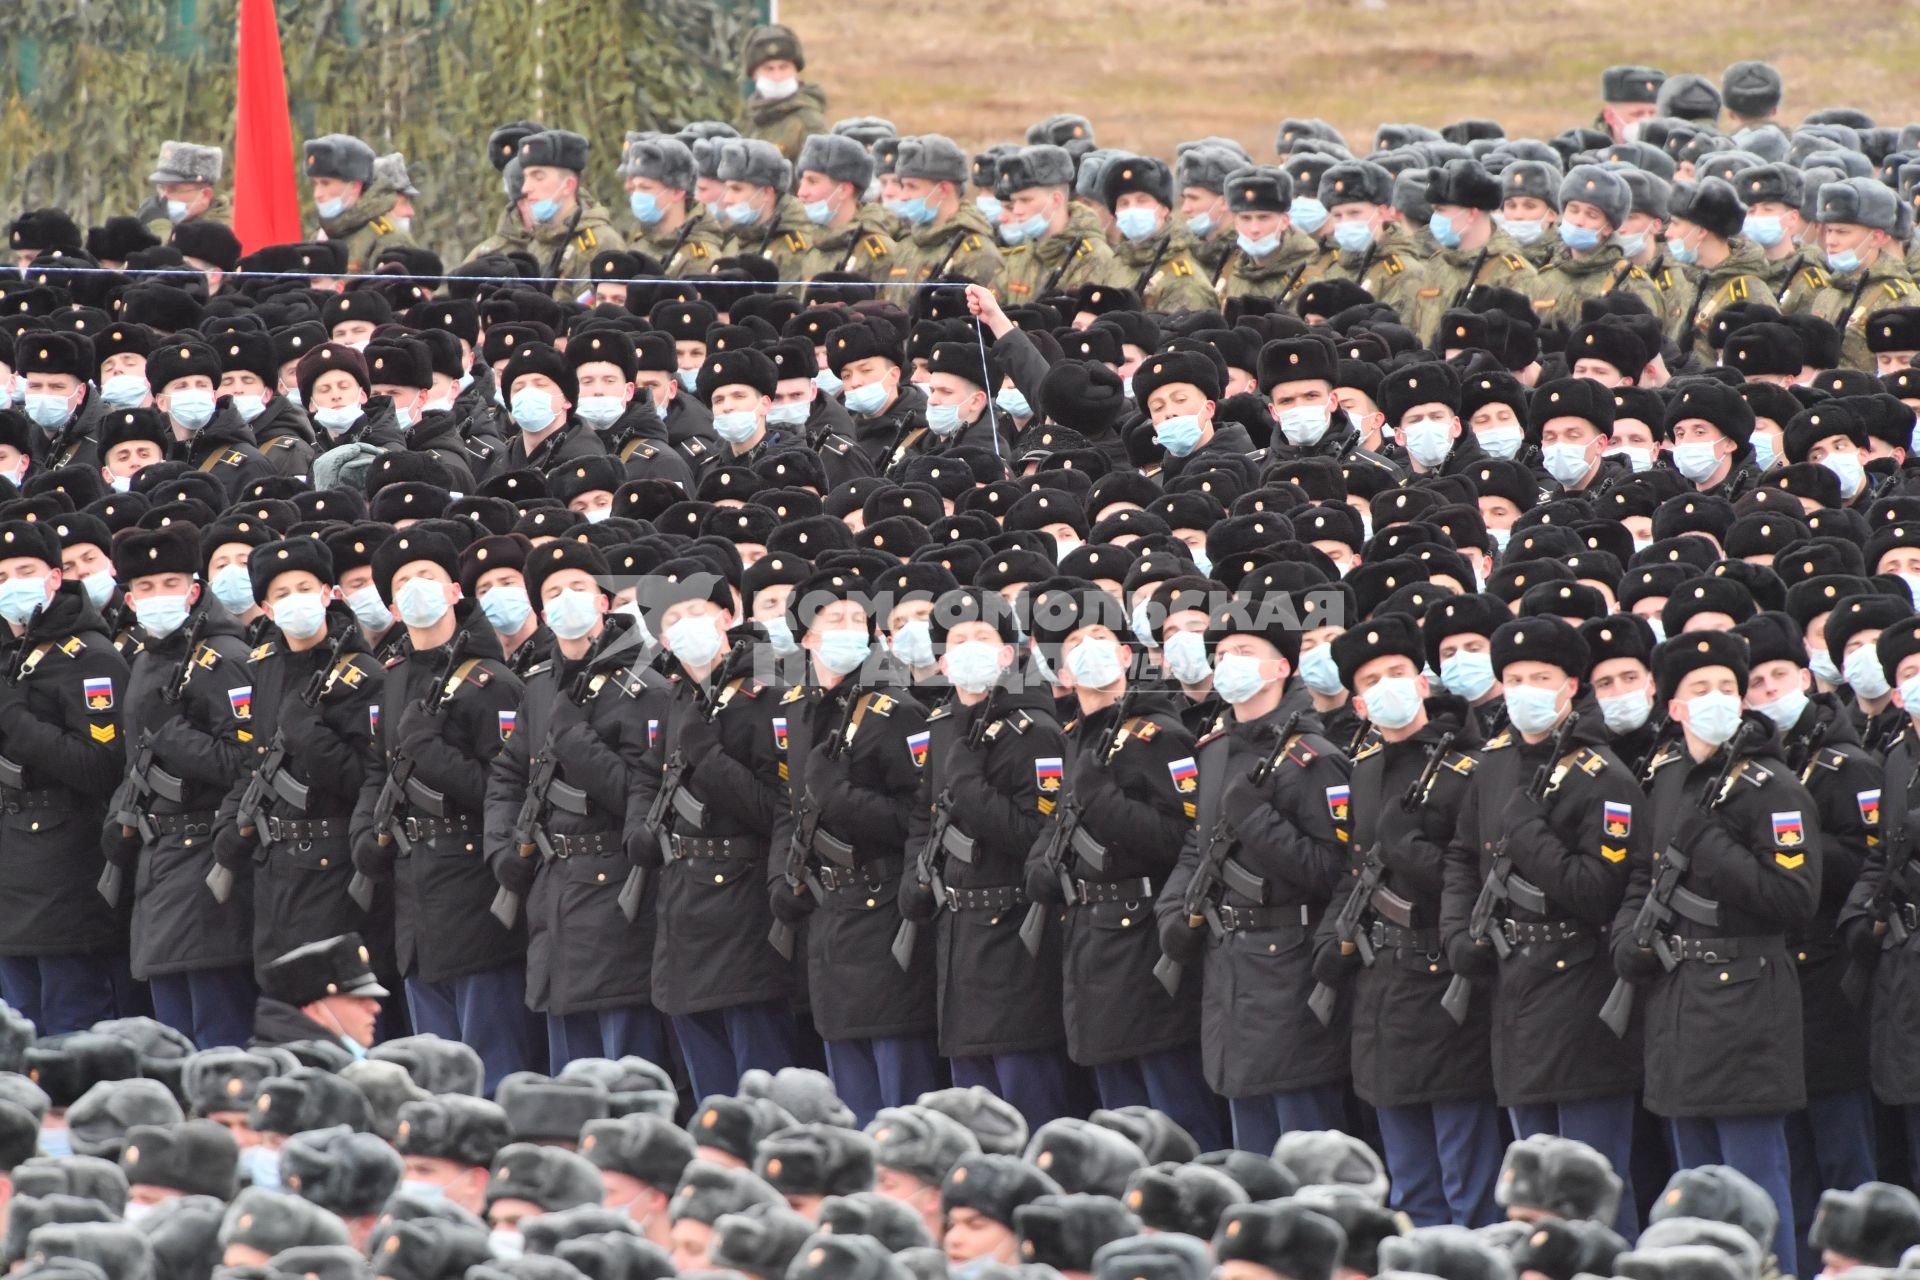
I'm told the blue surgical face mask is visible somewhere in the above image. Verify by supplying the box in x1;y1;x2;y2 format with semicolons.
1751;433;1778;471
1684;690;1744;747
890;619;934;669
678;368;701;392
1559;223;1603;252
766;401;809;429
1362;675;1423;729
1810;648;1841;685
100;374;148;409
24;392;75;430
272;591;328;641
240;1145;281;1189
1440;649;1495;701
1429;211;1462;249
817;628;873;676
664;614;723;669
316;197;347;219
0;577;46;626
233;394;267;423
1822;450;1866;499
1189;546;1213;577
1478;424;1525;461
1332;220;1375;254
1505;682;1567;736
1845;644;1891;699
1163;630;1212;685
165;199;192;222
927;402;966;437
1754;684;1809;729
1542;441;1595;487
344;584;391;632
1289;197;1328;234
945;639;1005;694
803;198;838;226
1067;637;1124;689
1186;211;1216;238
724;201;759;226
1599;687;1652;734
577;395;624;428
1212;652;1269;705
1278;404;1331;447
546;588;601;641
760;615;800;657
812;367;842;395
1743;215;1785;247
1115;207;1159;241
400;1179;447;1204
82;572;115;611
712;410;760;445
843;380;889;416
629;191;665;225
975;194;1003;221
529;198;562;223
480;584;532;634
1006;213;1049;245
995;388;1031;419
511;388;557;434
1154;414;1203;457
897;197;937;227
1666;232;1699;266
1501;217;1545;245
211;564;255;614
1237;232;1280;258
1671;440;1723;483
1616;231;1648;257
133;594;192;639
314;404;361;434
168;388;217;430
1828;248;1862;274
1299;644;1344;695
1403;420;1454;469
396;577;451;629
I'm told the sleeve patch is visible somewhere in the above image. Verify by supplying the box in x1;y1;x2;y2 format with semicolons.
369;704;381;735
906;729;928;768
89;722;116;743
82;676;114;711
228;686;252;719
1859;789;1881;825
1035;757;1063;792
1771;811;1804;846
648;719;660;747
1600;845;1627;863
1603;801;1632;838
1168;756;1198;793
1326;784;1350;820
1775;850;1806;869
498;710;517;741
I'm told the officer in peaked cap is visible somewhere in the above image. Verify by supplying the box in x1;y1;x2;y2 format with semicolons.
251;935;388;1052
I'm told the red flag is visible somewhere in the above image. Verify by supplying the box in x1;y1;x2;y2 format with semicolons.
232;0;301;253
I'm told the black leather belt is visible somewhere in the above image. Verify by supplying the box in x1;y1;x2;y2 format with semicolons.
403;813;477;842
815;857;902;891
1073;876;1154;905
671;834;753;860
945;884;1026;913
1370;922;1441;951
148;811;218;837
0;787;61;812
1500;918;1589;946
1215;902;1314;932
548;830;616;859
266;816;339;841
1664;935;1758;963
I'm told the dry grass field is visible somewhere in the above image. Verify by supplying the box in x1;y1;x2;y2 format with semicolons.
781;0;1920;160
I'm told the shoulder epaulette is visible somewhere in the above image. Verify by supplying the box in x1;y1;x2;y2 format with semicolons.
683;439;710;459
1381;255;1405;274
925;701;954;721
1484;729;1514;750
1813;746;1848;773
861;691;893;716
1726;276;1751;303
1005;708;1035;734
821;435;851;455
1803;266;1830;289
1503;253;1527;271
1886;280;1912;301
686;242;711;260
193;643;222;669
1063;718;1079;735
783;231;809;254
56;636;85;657
368;215;393;236
266;436;298;452
573;227;598;253
383;654;406;669
1733;758;1774;789
780;684;807;705
1169;258;1192;277
1649;744;1684;771
724;676;764;700
1195;726;1227;749
524;660;553;677
1568;746;1607;776
1072;239;1092;259
864;235;887;259
1284;734;1318;766
1353;740;1384;762
964;234;982;251
249;642;275;663
1443;750;1477;775
1121;715;1159;742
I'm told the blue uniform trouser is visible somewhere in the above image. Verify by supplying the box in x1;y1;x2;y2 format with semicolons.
0;954;116;1036
1510;1094;1640;1237
148;965;256;1050
1091;1045;1227;1152
822;1035;945;1126
408;966;547;1094
1375;1098;1503;1227
952;1051;1075;1131
1229;1082;1349;1156
546;1005;669;1073
1788;1088;1876;1273
1668;1112;1796;1276
672;1000;799;1101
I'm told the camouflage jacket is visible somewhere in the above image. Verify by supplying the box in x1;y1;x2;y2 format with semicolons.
316;179;415;274
1530;242;1661;330
626;211;727;277
1112;228;1218;312
889;204;1005;295
722;195;818;295
1216;227;1321;303
1001;227;1122;302
1404;230;1538;344
1680;238;1780;364
737;83;828;161
527;196;626;301
1784;253;1920;370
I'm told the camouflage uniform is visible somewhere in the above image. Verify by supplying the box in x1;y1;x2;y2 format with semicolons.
738;83;828;162
628;213;727;278
799;219;898;284
1759;248;1818;301
143;192;234;244
1677;238;1779;364
1783;254;1920;370
1323;241;1428;318
1215;227;1320;304
316;179;415;274
889;204;1005;293
526;197;626;302
1403;231;1538;345
721;195;817;295
1530;243;1662;330
1636;250;1696;343
1000;227;1121;303
1112;227;1217;312
464;206;533;264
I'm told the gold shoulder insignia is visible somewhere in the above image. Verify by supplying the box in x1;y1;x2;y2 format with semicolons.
784;232;809;254
964;235;982;251
1443;751;1477;775
1484;729;1513;750
1885;281;1908;302
865;236;887;259
1195;727;1226;749
57;636;84;657
780;685;807;705
1503;253;1527;271
926;703;954;722
249;642;275;663
369;216;392;236
1729;277;1750;302
1532;297;1556;310
1574;747;1607;776
1124;716;1160;741
1354;741;1384;761
1382;256;1404;274
1805;266;1830;289
194;644;221;669
687;243;710;259
1169;259;1192;277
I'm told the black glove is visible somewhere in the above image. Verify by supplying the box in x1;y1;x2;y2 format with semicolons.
1612;939;1664;982
1447;931;1498;977
1158;915;1206;965
101;822;142;868
1024;856;1066;907
351;829;395;880
1843;915;1884;962
897;874;938;924
211;820;254;870
1312;937;1363;986
769;881;815;924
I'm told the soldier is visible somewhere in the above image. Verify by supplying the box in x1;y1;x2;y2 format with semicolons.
900;586;1070;1124
826;321;927;468
735;24;826;162
1101;158;1215;313
462;119;543;263
105;523;256;1051
996;145;1121;303
1317;161;1428;317
888;135;1006;292
1614;631;1817;1275
513;130;624;303
1424;594;1511;742
298;339;402;460
1173;142;1247;280
1260;338;1398;477
883;341;1004;477
1533;166;1662;329
1666;179;1778;363
714;139;815;291
618;136;723;278
1213;166;1311;305
564;329;694;491
643;561;795;1100
142;141;230;238
1735;165;1813;300
464;535;551;678
635;327;716;456
1149;575;1349;1154
216;331;315;481
1533;376;1625;499
491;342;606;477
1317;614;1500;1228
1598;66;1667;143
145;340;274;501
1440;616;1645;1236
794;136;894;285
939;1153;1062;1272
348;529;538;1093
1785;179;1920;370
1407;160;1537;346
1377;362;1477;479
0;519;130;1034
251;933;387;1052
1212;1200;1347;1280
301;134;414;274
15;331;106;481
